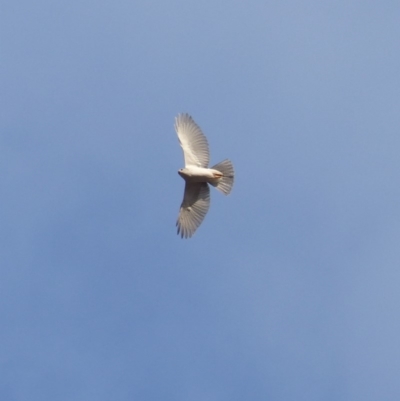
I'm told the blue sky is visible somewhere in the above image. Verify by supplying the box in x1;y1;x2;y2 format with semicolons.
2;1;400;400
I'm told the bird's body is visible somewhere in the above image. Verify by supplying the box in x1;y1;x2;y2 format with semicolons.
178;166;222;183
174;113;234;238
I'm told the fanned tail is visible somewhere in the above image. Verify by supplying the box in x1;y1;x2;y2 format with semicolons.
211;159;234;195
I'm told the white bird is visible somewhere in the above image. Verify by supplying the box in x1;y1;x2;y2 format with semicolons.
175;113;234;238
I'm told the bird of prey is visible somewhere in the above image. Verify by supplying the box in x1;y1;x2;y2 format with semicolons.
175;113;234;238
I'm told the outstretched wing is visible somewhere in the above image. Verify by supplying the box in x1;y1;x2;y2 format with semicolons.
176;182;210;239
175;113;210;168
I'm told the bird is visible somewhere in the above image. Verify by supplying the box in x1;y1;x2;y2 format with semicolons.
175;113;234;238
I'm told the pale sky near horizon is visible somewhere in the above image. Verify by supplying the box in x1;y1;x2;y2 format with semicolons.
2;1;400;400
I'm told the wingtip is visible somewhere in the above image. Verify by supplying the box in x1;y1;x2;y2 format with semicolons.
175;113;193;127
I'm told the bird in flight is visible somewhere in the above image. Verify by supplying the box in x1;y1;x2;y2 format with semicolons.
175;113;234;238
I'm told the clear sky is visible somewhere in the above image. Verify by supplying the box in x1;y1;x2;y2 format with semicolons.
2;1;400;400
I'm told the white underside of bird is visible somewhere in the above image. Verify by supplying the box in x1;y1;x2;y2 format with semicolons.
175;113;234;239
178;166;223;182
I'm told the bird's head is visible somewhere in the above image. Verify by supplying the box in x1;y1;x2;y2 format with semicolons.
178;168;190;179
